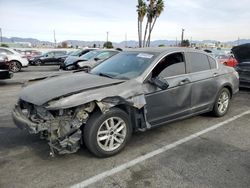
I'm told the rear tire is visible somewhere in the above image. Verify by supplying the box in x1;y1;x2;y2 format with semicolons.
212;88;231;117
9;61;22;72
83;108;132;157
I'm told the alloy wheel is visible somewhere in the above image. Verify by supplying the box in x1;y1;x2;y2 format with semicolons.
217;91;229;114
97;117;127;152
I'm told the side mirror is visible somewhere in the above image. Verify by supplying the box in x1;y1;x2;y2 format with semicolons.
94;57;100;61
150;76;169;90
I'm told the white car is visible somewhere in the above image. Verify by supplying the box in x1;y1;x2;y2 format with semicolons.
0;47;29;72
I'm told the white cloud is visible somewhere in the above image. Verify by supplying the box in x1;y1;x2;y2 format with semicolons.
0;0;249;42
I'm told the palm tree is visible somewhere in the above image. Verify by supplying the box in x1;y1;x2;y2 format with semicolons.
137;0;147;47
143;0;155;47
146;0;164;47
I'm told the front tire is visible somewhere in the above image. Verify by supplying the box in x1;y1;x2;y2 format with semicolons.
212;88;231;117
35;59;42;66
83;108;132;157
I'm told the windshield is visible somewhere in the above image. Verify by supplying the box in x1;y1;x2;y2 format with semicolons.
80;50;99;60
91;52;157;80
70;49;83;56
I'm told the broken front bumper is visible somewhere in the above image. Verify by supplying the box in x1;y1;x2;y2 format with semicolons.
12;103;83;155
12;104;39;134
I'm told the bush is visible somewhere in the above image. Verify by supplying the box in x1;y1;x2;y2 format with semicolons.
0;43;9;47
103;41;113;49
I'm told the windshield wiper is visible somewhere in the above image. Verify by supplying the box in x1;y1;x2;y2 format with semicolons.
98;72;114;79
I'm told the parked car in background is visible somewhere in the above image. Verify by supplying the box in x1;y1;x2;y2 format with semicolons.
0;55;12;79
19;50;42;61
29;50;67;65
0;47;29;72
13;47;239;157
60;48;97;70
56;51;76;64
77;49;120;72
0;54;9;70
0;69;13;79
216;54;238;67
232;43;250;88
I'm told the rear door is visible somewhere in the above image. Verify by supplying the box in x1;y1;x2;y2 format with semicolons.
186;52;218;113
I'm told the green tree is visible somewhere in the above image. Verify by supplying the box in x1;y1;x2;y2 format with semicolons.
137;0;147;47
61;41;68;48
158;44;165;47
103;41;113;49
181;39;190;47
0;43;9;47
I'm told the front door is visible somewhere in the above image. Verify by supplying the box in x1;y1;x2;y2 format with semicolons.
145;52;192;126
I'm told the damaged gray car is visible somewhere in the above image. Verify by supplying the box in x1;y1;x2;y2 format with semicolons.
12;47;239;157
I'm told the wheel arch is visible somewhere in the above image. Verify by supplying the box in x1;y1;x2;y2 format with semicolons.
221;83;233;98
93;96;147;131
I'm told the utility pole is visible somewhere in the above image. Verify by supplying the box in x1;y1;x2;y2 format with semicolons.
0;28;2;43
125;33;127;48
53;30;56;48
181;28;185;46
237;37;240;46
106;32;109;42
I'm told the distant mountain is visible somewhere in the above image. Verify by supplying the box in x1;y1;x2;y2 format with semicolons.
2;37;53;45
2;36;250;48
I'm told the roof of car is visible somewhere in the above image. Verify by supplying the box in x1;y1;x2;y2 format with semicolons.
124;47;205;54
96;49;119;52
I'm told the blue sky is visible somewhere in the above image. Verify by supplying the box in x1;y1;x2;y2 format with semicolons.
0;0;249;42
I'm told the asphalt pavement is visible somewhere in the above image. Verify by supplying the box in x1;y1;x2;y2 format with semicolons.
0;66;250;188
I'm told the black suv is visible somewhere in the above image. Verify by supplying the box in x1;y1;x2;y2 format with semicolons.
29;51;67;65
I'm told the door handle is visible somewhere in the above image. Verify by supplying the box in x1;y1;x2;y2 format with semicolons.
213;73;219;77
178;78;190;86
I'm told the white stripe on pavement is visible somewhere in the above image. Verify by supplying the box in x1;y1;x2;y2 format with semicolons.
71;110;250;188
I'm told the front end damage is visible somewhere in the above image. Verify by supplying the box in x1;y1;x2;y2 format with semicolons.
12;76;151;156
13;100;96;155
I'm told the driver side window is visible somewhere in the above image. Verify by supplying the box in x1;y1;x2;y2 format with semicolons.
152;52;186;78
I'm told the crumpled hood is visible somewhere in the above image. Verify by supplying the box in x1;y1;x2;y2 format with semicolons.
232;43;250;63
20;72;124;106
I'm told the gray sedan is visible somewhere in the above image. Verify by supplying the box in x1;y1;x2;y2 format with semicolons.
12;47;239;157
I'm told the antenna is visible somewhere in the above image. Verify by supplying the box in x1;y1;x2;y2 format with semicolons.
125;33;127;48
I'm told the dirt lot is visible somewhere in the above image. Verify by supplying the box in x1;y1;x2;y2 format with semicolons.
0;66;250;188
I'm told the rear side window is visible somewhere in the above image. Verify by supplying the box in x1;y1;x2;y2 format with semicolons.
208;56;217;69
187;52;210;73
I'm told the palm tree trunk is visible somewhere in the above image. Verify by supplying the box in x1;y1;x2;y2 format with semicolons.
146;17;157;47
139;21;143;47
146;22;152;47
138;18;141;47
143;20;149;47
